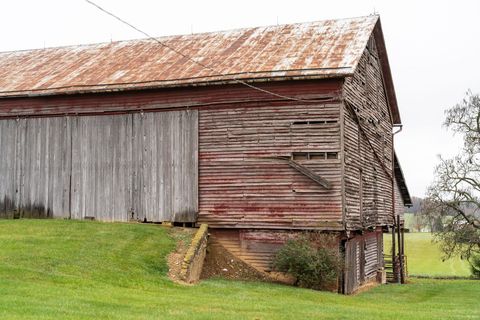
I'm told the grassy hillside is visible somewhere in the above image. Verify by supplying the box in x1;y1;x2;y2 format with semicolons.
0;220;478;320
384;232;471;277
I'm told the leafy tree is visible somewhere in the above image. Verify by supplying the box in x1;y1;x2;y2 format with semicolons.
424;91;480;270
470;254;480;279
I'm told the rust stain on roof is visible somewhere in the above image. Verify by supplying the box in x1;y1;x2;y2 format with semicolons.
0;15;379;97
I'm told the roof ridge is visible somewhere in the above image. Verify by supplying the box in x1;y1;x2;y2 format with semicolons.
0;15;378;55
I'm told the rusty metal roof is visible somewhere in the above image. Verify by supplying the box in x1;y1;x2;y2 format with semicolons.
0;16;380;98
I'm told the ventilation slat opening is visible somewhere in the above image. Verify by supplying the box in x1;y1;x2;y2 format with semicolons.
291;120;338;126
292;152;338;161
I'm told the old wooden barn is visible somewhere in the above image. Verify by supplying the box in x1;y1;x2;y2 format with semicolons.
0;15;411;293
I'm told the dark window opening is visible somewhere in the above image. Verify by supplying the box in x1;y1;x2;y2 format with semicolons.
292;120;338;126
292;152;309;160
309;152;326;160
326;152;338;159
292;152;338;161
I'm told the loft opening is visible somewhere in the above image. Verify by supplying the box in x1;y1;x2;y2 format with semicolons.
291;120;338;125
291;152;338;160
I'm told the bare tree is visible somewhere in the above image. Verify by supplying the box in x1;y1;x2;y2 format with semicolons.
424;91;480;263
412;213;428;232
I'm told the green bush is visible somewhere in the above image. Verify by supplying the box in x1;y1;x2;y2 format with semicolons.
272;232;343;290
470;255;480;279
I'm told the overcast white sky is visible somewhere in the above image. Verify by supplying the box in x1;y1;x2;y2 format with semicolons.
1;0;479;197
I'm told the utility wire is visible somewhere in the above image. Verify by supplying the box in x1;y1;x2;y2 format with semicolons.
84;0;329;103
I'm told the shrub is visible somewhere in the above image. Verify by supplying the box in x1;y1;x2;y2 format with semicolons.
272;232;343;290
470;255;480;279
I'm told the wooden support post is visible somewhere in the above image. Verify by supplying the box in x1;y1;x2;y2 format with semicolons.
391;224;396;259
401;222;406;282
397;214;404;284
391;222;396;282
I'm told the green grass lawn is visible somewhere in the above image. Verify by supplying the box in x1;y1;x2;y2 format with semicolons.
0;220;478;319
384;232;471;277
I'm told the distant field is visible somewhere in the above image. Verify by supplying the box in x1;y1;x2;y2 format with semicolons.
384;232;471;277
403;212;417;231
0;220;478;319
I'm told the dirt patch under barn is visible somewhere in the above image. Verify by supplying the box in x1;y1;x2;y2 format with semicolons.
168;227;290;284
200;241;273;282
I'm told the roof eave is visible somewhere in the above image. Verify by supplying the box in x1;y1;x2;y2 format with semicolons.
373;18;401;125
0;71;353;99
394;152;412;207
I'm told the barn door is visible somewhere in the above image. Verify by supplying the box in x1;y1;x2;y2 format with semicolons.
133;110;198;223
70;114;134;221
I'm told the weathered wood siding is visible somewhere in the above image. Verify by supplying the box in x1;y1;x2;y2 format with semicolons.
0;81;341;119
364;232;379;279
1;80;342;225
20;118;72;218
0;119;20;217
209;229;292;273
344;236;360;294
343;35;394;230
0;111;198;222
198;102;343;229
0;118;71;218
344;230;382;294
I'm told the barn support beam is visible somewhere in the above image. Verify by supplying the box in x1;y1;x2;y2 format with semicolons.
269;156;332;189
287;159;331;189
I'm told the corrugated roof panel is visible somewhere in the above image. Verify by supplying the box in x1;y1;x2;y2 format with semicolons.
0;15;379;97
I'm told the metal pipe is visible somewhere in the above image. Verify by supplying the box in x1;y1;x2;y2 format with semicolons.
392;121;404;284
391;124;403;222
391;123;403;274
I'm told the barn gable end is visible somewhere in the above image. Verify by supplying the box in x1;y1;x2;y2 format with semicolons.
343;33;395;230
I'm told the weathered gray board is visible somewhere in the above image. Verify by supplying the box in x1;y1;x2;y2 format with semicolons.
364;234;379;279
344;238;360;294
0;110;198;222
0;119;18;217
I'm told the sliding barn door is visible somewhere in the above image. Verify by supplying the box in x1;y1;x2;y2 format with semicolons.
132;111;198;222
70;114;134;221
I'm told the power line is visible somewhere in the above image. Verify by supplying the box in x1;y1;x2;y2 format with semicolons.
84;0;327;103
